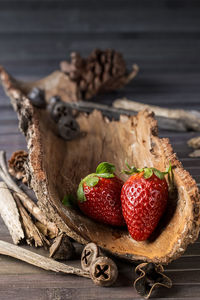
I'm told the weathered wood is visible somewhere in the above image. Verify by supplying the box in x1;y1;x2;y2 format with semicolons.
188;136;200;149
0;151;58;237
113;98;200;131
189;149;200;158
14;194;48;247
0;181;24;244
56;100;185;131
0;240;90;278
1;66;200;266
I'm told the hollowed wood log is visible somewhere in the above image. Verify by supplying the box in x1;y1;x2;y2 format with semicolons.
1;67;199;264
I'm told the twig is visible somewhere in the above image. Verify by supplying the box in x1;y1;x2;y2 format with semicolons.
14;194;49;247
0;182;24;244
123;64;139;85
61;100;199;132
0;151;58;237
113;98;200;132
0;240;90;278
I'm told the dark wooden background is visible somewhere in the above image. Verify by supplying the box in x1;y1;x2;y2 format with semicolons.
0;0;200;299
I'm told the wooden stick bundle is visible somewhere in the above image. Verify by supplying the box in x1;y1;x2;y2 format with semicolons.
0;150;58;246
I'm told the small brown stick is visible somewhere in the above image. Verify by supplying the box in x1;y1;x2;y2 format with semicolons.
0;151;58;236
60;100;199;132
0;240;90;278
122;64;139;85
113;98;200;132
14;194;49;247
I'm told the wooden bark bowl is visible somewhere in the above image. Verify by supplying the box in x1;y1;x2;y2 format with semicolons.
1;67;200;264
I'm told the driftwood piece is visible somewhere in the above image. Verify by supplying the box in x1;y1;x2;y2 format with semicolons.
187;136;200;149
0;240;90;278
0;66;200;265
0;182;24;244
14;194;49;247
113;98;200;132
189;150;200;158
0;151;58;237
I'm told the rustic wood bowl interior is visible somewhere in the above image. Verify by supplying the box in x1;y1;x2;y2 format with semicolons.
1;68;199;264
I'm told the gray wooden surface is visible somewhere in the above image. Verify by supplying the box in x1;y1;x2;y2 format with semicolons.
0;0;200;299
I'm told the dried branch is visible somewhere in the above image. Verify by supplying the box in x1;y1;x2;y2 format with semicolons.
60;100;200;132
0;151;58;237
0;240;90;278
14;194;49;247
0;182;24;244
113;98;200;132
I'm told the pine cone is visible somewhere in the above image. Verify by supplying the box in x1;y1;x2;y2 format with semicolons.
60;49;138;100
8;150;28;183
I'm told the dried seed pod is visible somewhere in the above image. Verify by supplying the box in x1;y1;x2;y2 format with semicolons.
49;233;75;260
69;70;81;81
134;263;172;299
59;49;138;101
8;150;28;183
47;95;61;114
90;256;118;287
58;115;80;141
60;61;73;73
94;77;101;90
51;102;72;123
28;87;46;108
81;242;99;271
70;52;83;68
79;79;87;91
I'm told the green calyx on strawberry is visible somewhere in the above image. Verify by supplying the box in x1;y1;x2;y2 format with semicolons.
123;161;173;180
77;162;125;226
77;162;116;203
62;194;76;208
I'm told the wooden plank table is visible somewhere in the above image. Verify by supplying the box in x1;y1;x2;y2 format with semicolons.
0;1;200;299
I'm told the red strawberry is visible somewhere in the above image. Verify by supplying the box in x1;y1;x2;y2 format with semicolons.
121;164;171;241
77;162;125;226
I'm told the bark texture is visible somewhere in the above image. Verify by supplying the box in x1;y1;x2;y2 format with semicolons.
0;66;200;264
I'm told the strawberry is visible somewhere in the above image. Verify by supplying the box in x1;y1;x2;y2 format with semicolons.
121;164;172;241
77;162;125;226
